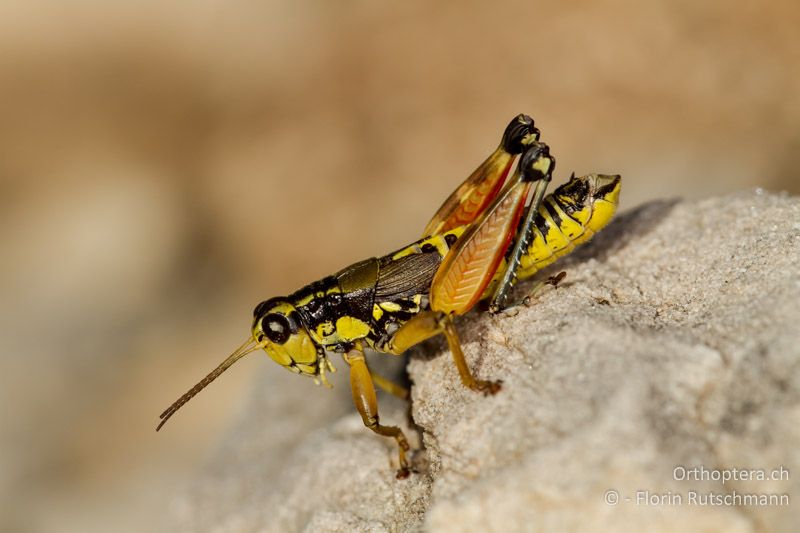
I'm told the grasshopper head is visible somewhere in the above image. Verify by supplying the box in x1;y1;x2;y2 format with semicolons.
252;298;321;376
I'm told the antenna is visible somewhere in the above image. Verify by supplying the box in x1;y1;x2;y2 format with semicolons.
156;337;260;431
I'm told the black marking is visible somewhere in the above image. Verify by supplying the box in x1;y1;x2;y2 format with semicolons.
444;233;458;246
390;310;414;322
253;297;285;318
552;194;583;226
342;287;375;324
291;276;337;301
286;276;341;337
551;176;588;216
543;198;563;230
366;294;427;351
534;212;550;242
297;293;347;334
393;298;420;311
335;258;379;325
594;176;621;199
421;243;437;253
519;142;554;183
552;195;581;217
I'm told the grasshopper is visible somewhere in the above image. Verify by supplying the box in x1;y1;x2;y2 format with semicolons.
157;115;621;478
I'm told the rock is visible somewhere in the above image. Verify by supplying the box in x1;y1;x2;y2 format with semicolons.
169;190;800;532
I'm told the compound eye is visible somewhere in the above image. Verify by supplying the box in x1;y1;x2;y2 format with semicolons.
262;313;291;344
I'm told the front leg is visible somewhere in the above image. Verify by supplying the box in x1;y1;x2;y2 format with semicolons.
522;271;567;307
344;342;411;479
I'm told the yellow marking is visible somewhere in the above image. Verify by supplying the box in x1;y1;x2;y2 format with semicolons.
429;234;450;256
570;225;595;246
391;227;465;261
538;204;572;251
392;244;421;260
316;321;335;339
515;177;620;280
335;316;371;340
295;286;341;307
518;253;557;278
445;227;466;241
380;301;403;313
518;226;552;272
564;203;591;225
547;197;584;239
532;156;552;176
588;199;619;233
372;304;384;321
260;301;296;316
295;293;316;307
599;178;621;205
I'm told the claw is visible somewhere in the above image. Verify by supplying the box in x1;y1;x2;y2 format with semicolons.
476;379;503;396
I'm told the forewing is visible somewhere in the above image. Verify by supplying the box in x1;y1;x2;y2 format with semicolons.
423;147;515;237
375;252;443;302
423;114;540;237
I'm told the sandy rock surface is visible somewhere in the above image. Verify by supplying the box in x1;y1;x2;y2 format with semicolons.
169;190;800;532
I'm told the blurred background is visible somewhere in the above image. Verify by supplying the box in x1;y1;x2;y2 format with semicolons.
1;0;798;531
